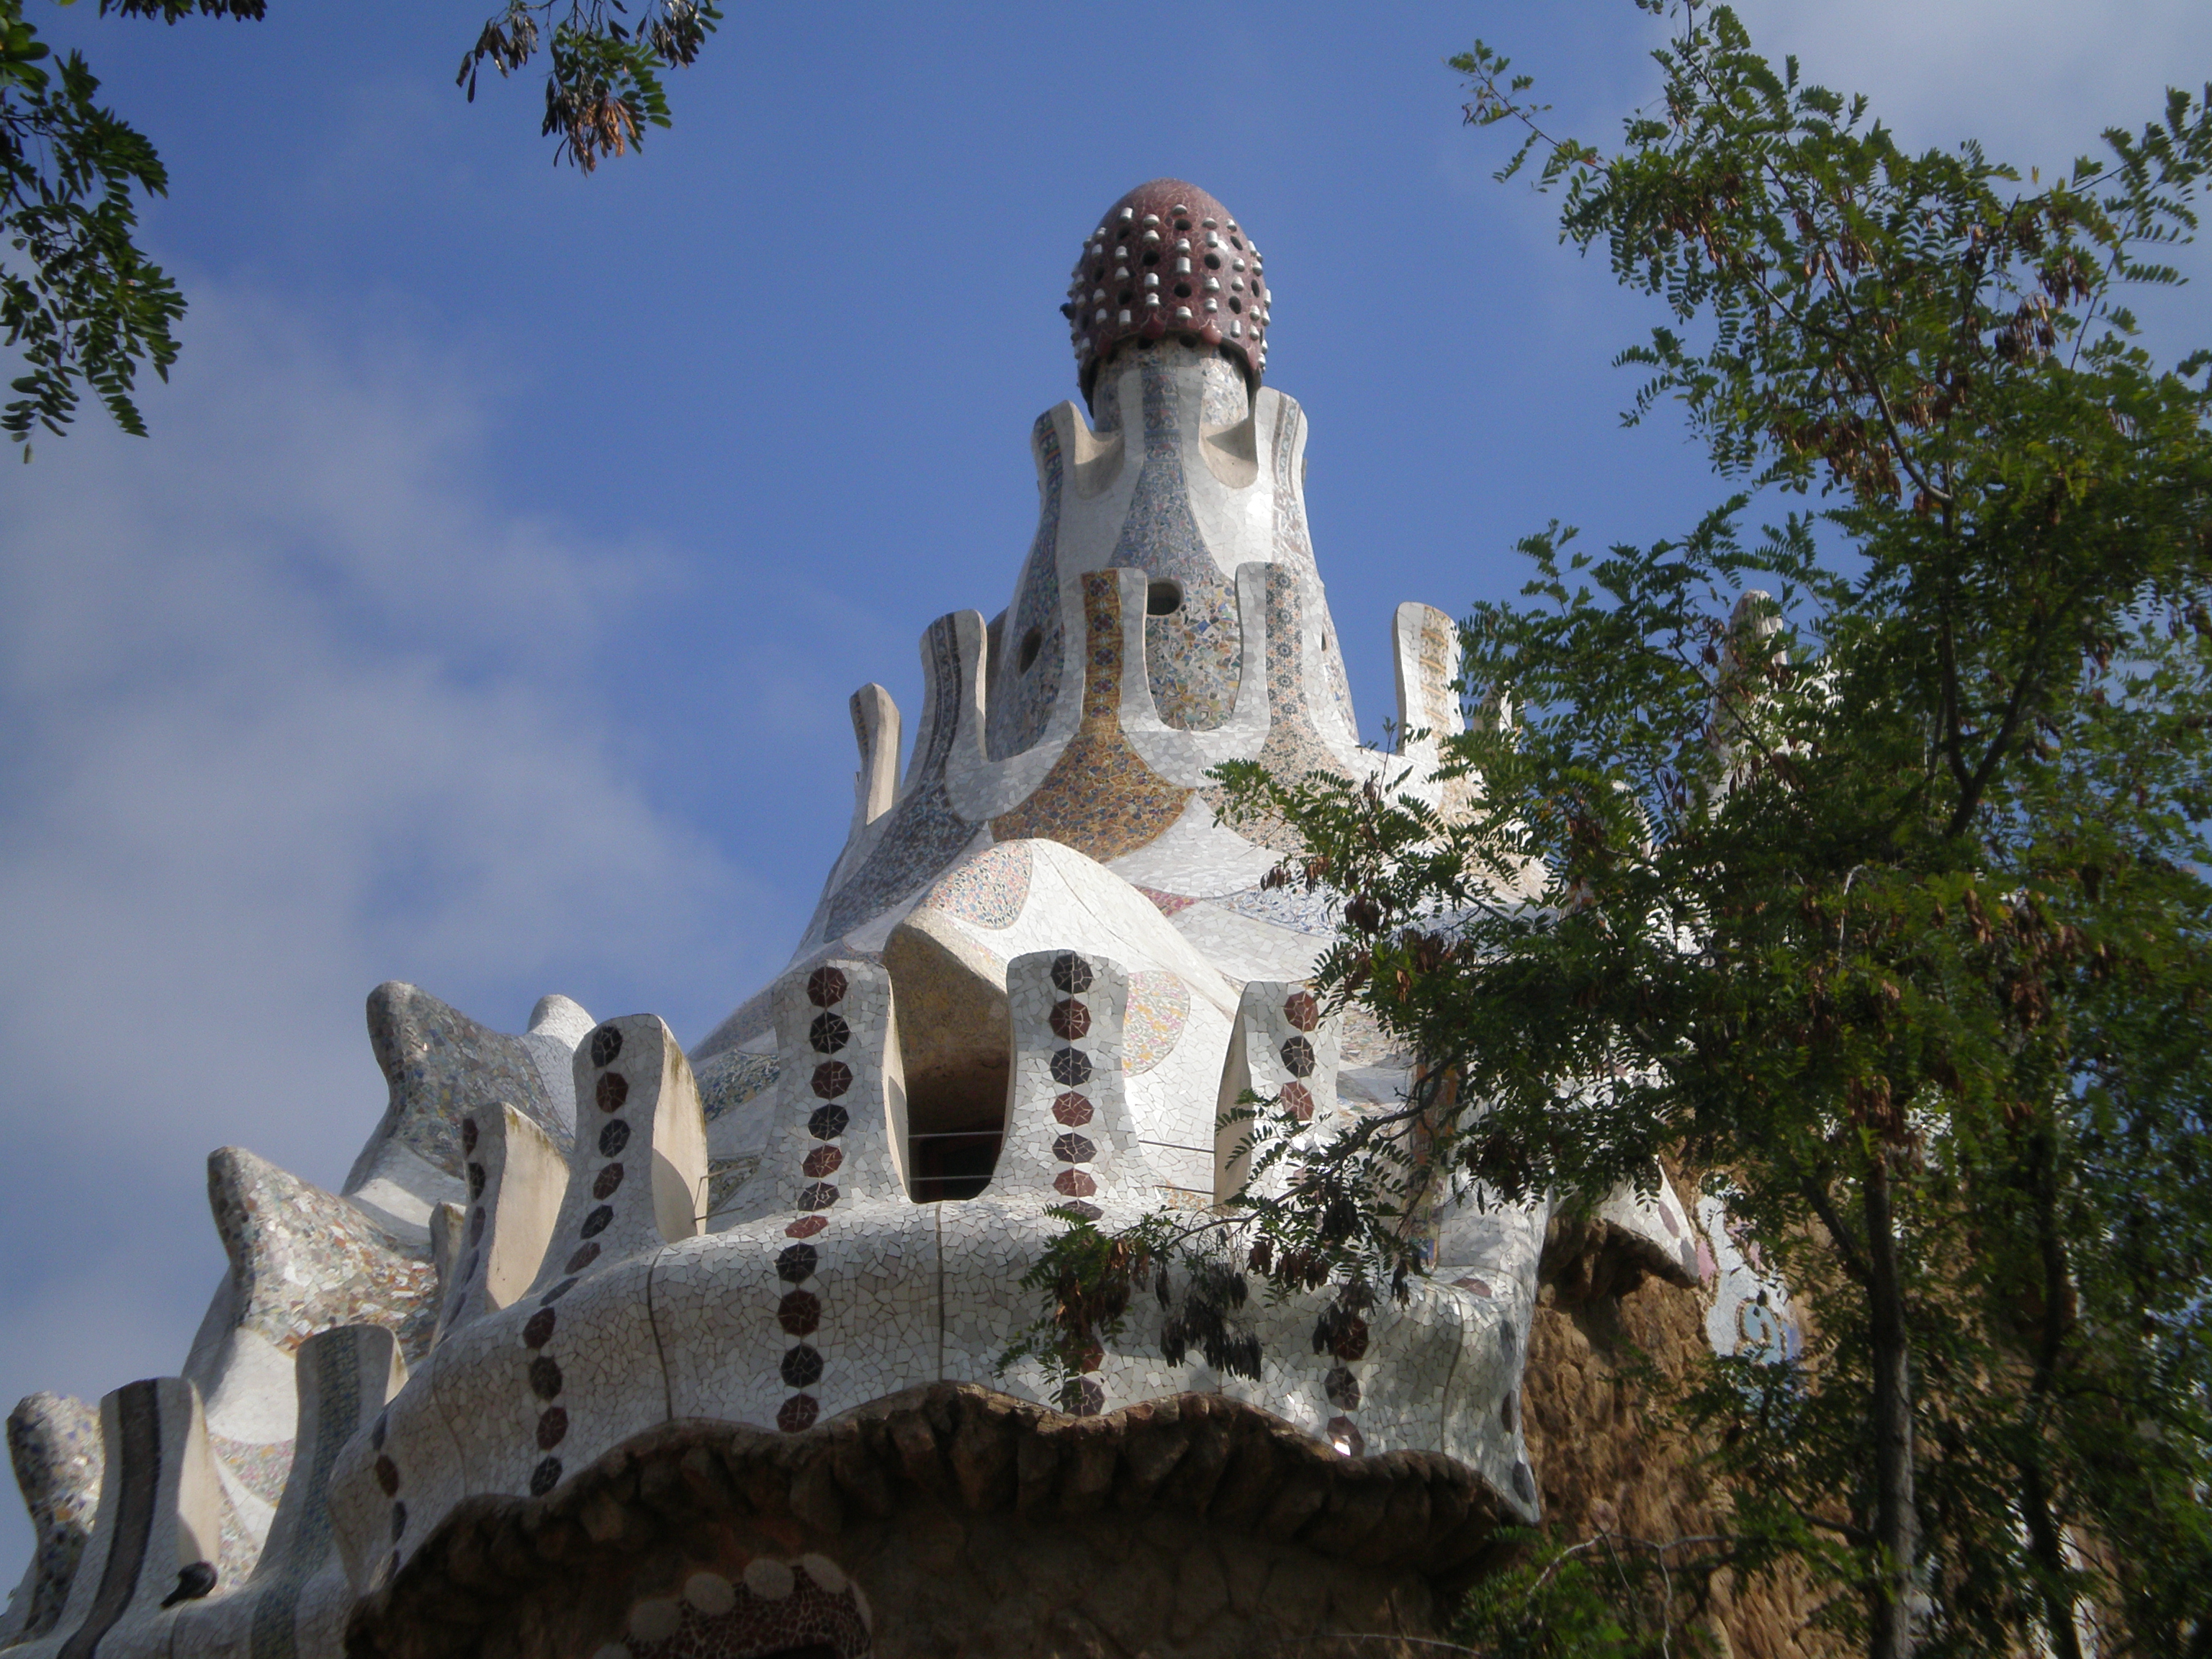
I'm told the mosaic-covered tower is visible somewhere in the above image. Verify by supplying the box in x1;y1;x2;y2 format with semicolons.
2;180;1779;1659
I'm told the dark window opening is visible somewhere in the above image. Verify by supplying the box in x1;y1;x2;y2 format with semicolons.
1146;579;1184;617
1018;626;1043;674
909;1130;1000;1202
1173;282;1192;299
1229;297;1243;313
1174;217;1192;230
1204;253;1222;270
1177;332;1200;347
1142;250;1160;266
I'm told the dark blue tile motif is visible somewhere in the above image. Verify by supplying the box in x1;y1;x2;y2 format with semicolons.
1120;356;1242;732
987;415;1065;760
821;614;982;941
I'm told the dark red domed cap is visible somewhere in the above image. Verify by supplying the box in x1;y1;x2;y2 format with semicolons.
1063;179;1270;404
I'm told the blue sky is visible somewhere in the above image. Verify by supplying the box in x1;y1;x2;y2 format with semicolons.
1;0;2206;1581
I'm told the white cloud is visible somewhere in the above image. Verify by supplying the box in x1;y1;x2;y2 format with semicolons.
1732;0;2208;166
0;289;766;1580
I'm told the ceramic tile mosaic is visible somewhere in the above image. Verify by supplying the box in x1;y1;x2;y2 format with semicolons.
988;571;1192;861
817;616;992;945
1697;1194;1803;1362
1;1393;102;1642
916;838;1033;930
1123;968;1191;1073
691;1049;779;1124
207;1148;439;1364
348;983;575;1190
1118;357;1244;732
430;1102;565;1345
6;184;1781;1659
984;415;1066;761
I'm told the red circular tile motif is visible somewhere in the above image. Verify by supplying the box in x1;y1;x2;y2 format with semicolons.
1280;1081;1314;1120
1052;1092;1093;1125
777;1394;819;1434
801;1145;842;1179
811;1061;852;1100
592;1162;624;1200
595;1072;628;1112
1053;1169;1097;1197
1326;1416;1365;1457
1049;998;1091;1040
778;1290;821;1336
523;1309;556;1349
1282;990;1320;1031
807;967;848;1007
785;1216;828;1239
536;1406;568;1449
565;1241;600;1274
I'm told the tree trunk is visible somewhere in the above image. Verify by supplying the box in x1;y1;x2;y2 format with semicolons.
1863;1156;1921;1659
2018;1456;2085;1659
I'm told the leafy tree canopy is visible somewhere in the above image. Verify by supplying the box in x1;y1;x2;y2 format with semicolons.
0;0;719;455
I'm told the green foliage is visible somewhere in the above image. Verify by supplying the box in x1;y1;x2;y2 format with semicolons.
457;0;721;172
1190;6;2212;1655
0;1;723;456
1451;1527;1747;1659
0;0;190;453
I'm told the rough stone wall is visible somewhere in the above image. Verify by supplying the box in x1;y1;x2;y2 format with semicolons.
1521;1262;1843;1659
346;1385;1509;1659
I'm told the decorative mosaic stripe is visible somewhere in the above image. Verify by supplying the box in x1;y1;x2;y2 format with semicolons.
707;960;907;1432
820;615;986;943
245;1326;395;1659
1215;978;1344;1199
56;1377;219;1651
433;1102;564;1344
1195;562;1355;851
989;570;1190;863
986;413;1066;761
503;1020;707;1498
999;950;1144;1414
